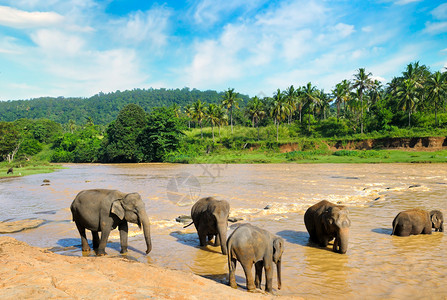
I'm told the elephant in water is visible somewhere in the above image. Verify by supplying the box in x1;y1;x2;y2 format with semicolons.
304;200;351;254
184;197;230;255
227;223;284;293
392;209;444;236
70;189;152;255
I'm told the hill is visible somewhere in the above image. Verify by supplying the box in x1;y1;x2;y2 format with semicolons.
0;88;249;125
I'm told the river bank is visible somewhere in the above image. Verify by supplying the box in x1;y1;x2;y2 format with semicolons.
0;236;291;299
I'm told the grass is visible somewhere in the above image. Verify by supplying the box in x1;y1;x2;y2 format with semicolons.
0;164;64;179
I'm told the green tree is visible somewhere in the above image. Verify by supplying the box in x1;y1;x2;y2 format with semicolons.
397;79;419;127
426;71;447;126
192;99;206;139
0;122;21;163
222;88;241;133
246;96;265;140
138;107;184;162
102;104;147;162
271;89;289;141
352;68;373;134
206;103;220;143
302;82;318;131
284;85;297;124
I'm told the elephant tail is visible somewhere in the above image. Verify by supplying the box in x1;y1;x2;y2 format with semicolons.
183;221;194;228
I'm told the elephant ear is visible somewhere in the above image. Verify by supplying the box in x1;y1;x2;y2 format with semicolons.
111;200;125;220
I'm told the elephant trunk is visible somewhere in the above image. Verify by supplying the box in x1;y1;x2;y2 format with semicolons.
139;210;152;254
276;260;282;290
217;221;228;255
338;227;349;254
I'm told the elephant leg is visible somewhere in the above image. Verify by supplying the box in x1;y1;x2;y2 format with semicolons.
119;222;128;254
97;227;111;256
254;261;264;290
207;234;214;242
198;231;207;247
75;222;90;252
229;257;237;289
264;261;274;293
214;234;221;246
241;260;255;292
92;231;100;250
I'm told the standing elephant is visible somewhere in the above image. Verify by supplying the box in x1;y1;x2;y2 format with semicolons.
304;200;351;254
184;197;230;255
227;223;284;293
392;209;444;236
70;189;152;256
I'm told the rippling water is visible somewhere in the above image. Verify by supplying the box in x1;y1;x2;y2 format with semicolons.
1;163;446;298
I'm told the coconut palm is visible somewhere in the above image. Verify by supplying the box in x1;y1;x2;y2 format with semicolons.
222;88;241;134
246;96;266;140
426;71;447;126
301;82;318;131
270;89;289;141
184;104;193;129
352;68;373;134
192;99;206;139
397;79;419;127
284;85;297;124
206;103;220;142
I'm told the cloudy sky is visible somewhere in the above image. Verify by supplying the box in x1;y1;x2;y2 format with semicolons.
0;0;446;100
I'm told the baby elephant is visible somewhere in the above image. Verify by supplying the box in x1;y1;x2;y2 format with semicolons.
227;223;284;293
392;209;444;236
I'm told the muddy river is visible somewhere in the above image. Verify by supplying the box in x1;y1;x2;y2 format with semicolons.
1;163;446;299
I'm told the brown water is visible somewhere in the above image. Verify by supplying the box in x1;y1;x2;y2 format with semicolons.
1;163;446;299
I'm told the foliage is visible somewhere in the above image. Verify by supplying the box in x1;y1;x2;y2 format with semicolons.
101;104;148;163
138;107;185;162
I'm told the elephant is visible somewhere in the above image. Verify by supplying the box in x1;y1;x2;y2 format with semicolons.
70;189;152;256
304;200;351;254
392;209;444;236
227;223;284;293
184;197;230;255
6;167;13;174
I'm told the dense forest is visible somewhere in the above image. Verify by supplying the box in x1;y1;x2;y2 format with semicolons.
1;61;446;165
0;88;249;125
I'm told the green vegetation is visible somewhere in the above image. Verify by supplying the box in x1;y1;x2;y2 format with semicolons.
0;61;446;170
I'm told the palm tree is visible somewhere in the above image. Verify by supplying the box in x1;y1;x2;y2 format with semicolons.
215;105;228;137
222;88;241;134
184;104;193;129
352;68;373;134
270;89;289;141
284;85;297;124
332;82;350;121
301;82;318;131
206;103;220;142
427;71;447;126
397;79;419;127
192;99;206;139
246;96;266;140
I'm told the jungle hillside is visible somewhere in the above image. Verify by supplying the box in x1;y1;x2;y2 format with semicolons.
1;62;447;169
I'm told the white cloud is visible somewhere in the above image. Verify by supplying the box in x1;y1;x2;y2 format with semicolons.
394;0;421;5
332;23;355;38
192;0;265;26
31;29;85;56
432;3;447;19
113;7;171;50
424;21;447;34
0;5;63;28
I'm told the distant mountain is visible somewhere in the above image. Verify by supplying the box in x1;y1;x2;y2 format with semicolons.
0;88;249;125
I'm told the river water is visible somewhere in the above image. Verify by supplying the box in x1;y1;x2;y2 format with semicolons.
1;163;446;299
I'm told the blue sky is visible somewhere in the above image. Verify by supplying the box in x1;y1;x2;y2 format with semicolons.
0;0;446;100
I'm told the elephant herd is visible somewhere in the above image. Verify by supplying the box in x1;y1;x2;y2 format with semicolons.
70;189;444;294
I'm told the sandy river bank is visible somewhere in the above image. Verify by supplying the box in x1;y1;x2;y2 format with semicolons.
0;236;297;299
